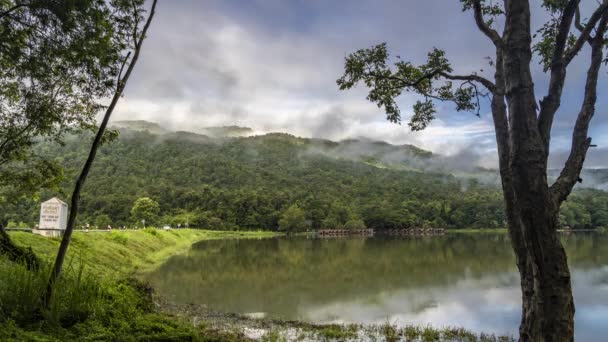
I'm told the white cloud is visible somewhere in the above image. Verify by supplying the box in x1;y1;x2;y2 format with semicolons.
109;0;606;168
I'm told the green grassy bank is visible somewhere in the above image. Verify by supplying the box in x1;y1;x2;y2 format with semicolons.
1;230;515;341
8;229;279;277
1;229;278;342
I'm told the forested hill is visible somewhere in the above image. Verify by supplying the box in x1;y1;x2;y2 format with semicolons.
3;122;608;231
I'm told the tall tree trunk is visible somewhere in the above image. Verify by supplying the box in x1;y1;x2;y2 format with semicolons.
501;1;575;340
511;194;574;342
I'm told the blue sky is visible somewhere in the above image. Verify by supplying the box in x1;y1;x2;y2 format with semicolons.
114;0;608;168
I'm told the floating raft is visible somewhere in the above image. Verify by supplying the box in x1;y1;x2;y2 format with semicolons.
379;228;446;236
316;229;374;237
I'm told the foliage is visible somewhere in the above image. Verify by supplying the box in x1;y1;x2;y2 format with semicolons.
343;219;366;230
278;204;310;233
131;197;160;227
0;228;39;271
0;230;279;340
94;214;112;229
0;257;224;341
336;43;480;131
0;0;145;197
8;230;279;277
3;128;608;232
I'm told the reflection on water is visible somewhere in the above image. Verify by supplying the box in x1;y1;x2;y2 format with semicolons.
146;233;608;340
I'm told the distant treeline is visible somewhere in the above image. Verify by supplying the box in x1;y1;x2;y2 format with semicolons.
2;130;608;231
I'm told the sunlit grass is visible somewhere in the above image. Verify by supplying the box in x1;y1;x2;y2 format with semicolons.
9;229;280;277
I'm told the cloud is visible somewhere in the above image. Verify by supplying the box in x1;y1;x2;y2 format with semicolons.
110;0;607;169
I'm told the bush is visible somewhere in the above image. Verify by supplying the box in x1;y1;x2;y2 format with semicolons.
95;214;112;229
143;228;158;236
0;257;203;340
0;256;100;328
109;232;129;245
278;205;310;233
343;219;366;230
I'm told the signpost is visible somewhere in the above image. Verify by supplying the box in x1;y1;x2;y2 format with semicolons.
34;197;68;237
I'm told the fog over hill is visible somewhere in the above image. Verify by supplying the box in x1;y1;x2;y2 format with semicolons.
109;120;608;191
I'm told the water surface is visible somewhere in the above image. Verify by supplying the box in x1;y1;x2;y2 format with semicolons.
146;233;608;340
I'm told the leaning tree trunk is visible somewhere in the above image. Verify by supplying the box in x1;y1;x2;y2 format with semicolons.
42;0;158;308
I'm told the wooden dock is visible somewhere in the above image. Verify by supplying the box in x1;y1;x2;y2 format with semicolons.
316;229;374;237
378;228;446;236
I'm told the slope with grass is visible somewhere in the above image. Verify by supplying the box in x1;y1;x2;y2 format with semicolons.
9;229;278;277
0;229;278;341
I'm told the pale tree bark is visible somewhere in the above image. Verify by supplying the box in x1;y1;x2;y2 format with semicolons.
42;0;158;308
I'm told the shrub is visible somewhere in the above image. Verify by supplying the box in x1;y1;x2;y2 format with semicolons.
109;232;129;245
344;219;366;230
0;256;100;328
143;228;158;236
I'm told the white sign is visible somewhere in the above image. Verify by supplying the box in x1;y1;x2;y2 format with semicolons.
39;197;68;230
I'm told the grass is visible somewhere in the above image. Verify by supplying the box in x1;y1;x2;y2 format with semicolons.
2;229;516;341
1;229;277;341
9;229;280;277
258;322;514;342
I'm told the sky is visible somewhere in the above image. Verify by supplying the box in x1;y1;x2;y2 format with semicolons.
112;0;608;168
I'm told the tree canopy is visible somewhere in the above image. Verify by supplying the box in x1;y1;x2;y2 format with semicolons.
0;0;145;197
3;128;607;232
131;197;160;227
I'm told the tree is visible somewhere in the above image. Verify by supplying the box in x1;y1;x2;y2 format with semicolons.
44;0;158;307
337;1;608;340
559;202;591;229
0;1;138;196
278;204;310;233
0;0;144;272
131;197;160;227
95;214;112;229
321;217;341;230
343;219;366;230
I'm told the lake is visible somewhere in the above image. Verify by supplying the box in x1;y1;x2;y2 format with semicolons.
146;233;608;340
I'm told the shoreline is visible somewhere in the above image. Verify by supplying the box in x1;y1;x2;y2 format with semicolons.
5;228;574;341
156;297;514;341
8;229;282;277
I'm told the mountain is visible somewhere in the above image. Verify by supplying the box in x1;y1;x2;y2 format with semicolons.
110;120;254;138
110;120;167;134
195;126;254;138
2;121;607;231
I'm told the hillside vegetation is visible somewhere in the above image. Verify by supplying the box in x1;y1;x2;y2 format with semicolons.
2;122;608;231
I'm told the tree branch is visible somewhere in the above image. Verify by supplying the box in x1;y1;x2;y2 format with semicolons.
472;0;503;46
0;3;29;19
564;1;608;65
439;72;496;93
574;5;586;33
366;70;495;93
0;121;35;161
550;14;607;204
116;51;132;92
537;0;580;151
